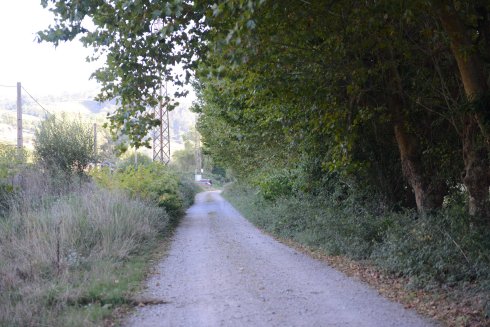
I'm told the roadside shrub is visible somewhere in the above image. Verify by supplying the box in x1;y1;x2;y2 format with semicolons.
253;170;294;201
225;183;389;259
91;162;198;220
0;183;14;216
117;152;153;170
371;207;490;289
0;144;26;179
178;176;200;208
34;114;95;175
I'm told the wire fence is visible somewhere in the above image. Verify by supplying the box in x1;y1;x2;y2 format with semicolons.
0;83;52;115
21;86;51;115
0;83;55;148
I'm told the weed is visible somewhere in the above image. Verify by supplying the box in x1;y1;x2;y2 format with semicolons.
0;170;167;326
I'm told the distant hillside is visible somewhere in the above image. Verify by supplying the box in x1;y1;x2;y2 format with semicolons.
0;91;196;153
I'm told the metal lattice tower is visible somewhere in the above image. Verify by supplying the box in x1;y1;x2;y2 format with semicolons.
152;82;171;164
151;18;171;164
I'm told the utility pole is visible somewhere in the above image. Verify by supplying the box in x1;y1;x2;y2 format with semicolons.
93;123;97;159
16;82;23;150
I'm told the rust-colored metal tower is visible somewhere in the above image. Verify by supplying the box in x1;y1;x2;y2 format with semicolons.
152;81;171;164
151;18;171;164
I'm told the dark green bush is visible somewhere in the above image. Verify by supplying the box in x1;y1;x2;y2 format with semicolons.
253;170;294;201
225;182;390;259
0;183;14;217
117;152;153;170
178;177;200;209
371;207;490;289
0;144;27;217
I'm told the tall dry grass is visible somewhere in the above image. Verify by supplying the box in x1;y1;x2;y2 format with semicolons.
0;169;168;326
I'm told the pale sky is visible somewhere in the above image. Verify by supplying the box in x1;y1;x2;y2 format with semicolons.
0;0;101;97
0;0;195;106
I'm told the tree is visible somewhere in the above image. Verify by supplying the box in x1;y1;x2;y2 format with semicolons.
39;0;489;223
432;0;490;223
38;0;260;147
171;138;196;174
196;0;463;213
34;114;95;175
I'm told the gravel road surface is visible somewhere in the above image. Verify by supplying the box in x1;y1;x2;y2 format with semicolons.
124;191;435;327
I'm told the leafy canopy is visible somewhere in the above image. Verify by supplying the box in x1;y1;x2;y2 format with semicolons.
38;0;262;147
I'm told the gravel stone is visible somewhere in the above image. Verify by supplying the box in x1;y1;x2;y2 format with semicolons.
124;191;437;327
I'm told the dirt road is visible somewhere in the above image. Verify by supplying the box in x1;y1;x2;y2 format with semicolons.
124;191;435;327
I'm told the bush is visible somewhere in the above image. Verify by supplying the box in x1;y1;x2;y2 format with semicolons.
0;144;27;217
91;162;198;221
371;208;490;289
34;114;95;175
116;152;153;170
224;182;389;259
252;170;294;201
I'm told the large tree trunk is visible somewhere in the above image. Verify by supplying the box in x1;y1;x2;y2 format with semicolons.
391;101;445;214
388;63;446;214
436;2;490;223
462;117;490;217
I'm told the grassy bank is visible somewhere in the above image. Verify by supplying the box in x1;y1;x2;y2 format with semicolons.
223;183;490;326
0;166;198;327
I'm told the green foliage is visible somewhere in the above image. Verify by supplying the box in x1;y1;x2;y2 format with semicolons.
0;183;14;217
38;0;265;145
171;140;196;174
117;151;153;170
372;208;490;289
34;114;95;175
0;144;28;217
0;143;26;179
253;170;294;201
194;0;467;214
38;0;490;218
91;162;198;221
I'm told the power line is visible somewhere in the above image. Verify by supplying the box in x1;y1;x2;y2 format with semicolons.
21;86;52;116
0;84;16;88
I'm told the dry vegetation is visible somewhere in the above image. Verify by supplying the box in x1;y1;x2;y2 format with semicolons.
0;170;168;326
